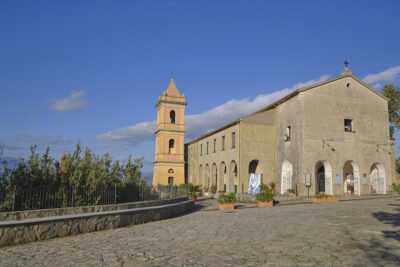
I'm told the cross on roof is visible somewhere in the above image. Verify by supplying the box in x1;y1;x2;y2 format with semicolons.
344;60;349;68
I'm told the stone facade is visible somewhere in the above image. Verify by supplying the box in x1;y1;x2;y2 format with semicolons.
153;79;186;186
186;68;395;196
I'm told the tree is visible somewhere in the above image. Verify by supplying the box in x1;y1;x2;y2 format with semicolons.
381;84;400;138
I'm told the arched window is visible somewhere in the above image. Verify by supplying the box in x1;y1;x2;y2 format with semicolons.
170;110;176;124
168;139;175;154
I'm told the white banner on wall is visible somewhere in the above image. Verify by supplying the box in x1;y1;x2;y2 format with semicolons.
248;173;261;194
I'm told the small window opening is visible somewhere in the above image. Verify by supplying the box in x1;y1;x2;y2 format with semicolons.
346;82;351;88
213;139;216;153
222;136;225;151
168;139;175;154
170;110;176;124
206;141;209;154
232;132;236;149
284;126;291;142
344;119;353;132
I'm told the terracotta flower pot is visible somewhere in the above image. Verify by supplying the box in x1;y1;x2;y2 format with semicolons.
288;192;295;197
191;195;198;201
219;203;235;210
313;196;338;204
258;201;273;207
326;196;338;202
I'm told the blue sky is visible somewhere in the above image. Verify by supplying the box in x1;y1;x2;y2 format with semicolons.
1;0;400;172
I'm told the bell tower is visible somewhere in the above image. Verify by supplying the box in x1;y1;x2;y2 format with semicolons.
153;79;186;186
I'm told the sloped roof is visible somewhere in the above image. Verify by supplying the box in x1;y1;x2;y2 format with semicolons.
165;79;181;97
186;71;387;145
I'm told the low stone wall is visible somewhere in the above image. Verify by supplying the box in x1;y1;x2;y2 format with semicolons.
0;199;194;247
0;197;188;221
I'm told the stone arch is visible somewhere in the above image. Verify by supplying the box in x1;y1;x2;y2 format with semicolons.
281;160;293;194
370;163;386;194
170;110;176;124
248;160;261;174
315;161;333;195
198;165;203;187
220;162;227;192
211;163;218;190
205;164;210;192
229;160;237;193
343;160;361;196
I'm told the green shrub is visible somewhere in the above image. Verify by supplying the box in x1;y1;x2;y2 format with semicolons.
392;183;400;192
256;184;274;202
287;188;295;194
218;192;236;203
185;183;202;197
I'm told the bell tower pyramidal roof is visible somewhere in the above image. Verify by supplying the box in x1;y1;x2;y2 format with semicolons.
157;78;186;106
165;79;181;97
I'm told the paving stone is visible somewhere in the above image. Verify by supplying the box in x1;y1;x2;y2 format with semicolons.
0;198;399;266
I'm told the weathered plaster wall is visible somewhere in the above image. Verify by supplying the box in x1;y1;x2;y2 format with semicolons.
187;124;239;192
239;109;276;192
275;95;302;194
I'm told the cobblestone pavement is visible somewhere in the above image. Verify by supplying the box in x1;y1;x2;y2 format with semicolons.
1;197;400;267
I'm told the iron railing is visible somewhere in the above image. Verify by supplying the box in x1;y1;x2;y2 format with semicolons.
0;184;187;212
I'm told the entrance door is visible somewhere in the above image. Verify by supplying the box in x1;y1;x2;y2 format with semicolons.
168;177;174;186
370;163;386;194
317;165;325;193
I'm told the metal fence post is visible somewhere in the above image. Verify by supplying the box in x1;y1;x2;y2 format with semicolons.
12;186;16;211
114;186;117;204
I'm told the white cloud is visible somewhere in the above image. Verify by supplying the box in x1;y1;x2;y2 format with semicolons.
97;75;331;144
49;91;89;112
97;121;157;144
363;66;400;87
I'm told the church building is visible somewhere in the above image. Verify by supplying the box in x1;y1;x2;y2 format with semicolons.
153;66;395;196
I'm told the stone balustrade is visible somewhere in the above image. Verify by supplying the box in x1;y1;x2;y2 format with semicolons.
0;198;194;247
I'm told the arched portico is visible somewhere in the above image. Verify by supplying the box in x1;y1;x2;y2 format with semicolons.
229;161;237;193
370;163;386;194
220;162;227;192
281;160;293;194
199;165;203;187
315;161;333;195
211;163;218;190
205;164;210;192
343;160;361;196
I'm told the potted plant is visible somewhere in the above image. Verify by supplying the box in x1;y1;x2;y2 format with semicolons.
218;192;236;210
313;193;339;203
256;184;274;207
186;183;201;201
287;188;295;197
269;182;276;195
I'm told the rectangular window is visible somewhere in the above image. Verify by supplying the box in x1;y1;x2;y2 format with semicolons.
285;126;291;142
206;141;209;154
213;139;216;153
232;132;236;149
344;119;353;132
200;144;203;156
222;136;225;151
